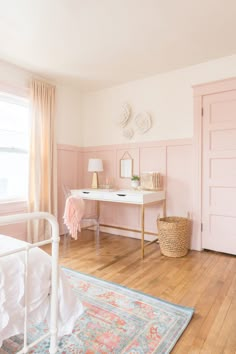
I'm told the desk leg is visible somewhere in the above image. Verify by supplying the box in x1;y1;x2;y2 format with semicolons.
96;200;100;221
141;205;145;259
95;201;100;251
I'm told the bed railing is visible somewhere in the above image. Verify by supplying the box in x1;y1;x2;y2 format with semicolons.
0;212;60;354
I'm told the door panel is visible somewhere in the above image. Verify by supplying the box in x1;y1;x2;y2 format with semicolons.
210;129;236;150
210;158;236;185
210;187;236;216
203;215;236;254
202;90;236;254
211;99;236;123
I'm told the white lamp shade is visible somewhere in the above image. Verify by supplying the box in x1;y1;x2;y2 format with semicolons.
88;158;103;172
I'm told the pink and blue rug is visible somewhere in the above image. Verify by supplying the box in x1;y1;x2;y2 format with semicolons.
1;268;194;353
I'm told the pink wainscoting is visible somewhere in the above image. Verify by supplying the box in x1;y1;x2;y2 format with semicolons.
0;140;195;246
57;139;196;249
166;145;193;217
0;201;27;240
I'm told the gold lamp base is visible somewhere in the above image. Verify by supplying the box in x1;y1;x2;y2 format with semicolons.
91;172;98;189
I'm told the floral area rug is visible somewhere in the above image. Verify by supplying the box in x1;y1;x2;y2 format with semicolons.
1;268;194;353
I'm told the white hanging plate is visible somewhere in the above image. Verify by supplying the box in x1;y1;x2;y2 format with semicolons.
117;102;131;127
123;127;134;139
135;112;152;134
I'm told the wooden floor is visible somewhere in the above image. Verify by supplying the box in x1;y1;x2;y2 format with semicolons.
45;230;236;354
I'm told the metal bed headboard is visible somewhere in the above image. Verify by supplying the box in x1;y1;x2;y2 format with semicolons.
0;212;60;354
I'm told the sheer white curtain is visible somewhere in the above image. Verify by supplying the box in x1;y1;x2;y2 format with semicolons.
28;79;57;242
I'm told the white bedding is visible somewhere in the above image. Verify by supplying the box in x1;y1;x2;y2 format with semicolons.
0;234;83;347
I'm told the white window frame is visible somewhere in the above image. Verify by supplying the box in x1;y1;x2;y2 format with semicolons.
0;89;30;204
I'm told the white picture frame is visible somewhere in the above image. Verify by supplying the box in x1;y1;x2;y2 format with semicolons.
120;158;133;178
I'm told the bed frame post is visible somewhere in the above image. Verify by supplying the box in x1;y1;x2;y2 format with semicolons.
49;213;60;354
0;212;60;354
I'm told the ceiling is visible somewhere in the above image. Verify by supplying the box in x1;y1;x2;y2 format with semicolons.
0;0;236;91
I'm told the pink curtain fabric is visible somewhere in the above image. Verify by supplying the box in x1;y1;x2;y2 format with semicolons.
28;79;57;242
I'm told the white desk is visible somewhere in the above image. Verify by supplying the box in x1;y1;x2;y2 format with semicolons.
71;188;166;258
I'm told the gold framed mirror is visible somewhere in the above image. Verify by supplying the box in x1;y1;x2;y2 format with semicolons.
120;152;133;178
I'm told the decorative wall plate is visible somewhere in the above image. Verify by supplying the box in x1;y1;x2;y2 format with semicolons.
123;127;134;139
117;102;131;127
135;112;152;134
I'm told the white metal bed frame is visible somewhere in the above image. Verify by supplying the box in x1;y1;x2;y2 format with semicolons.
0;212;60;354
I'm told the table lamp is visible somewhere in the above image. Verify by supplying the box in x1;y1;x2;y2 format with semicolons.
88;158;103;189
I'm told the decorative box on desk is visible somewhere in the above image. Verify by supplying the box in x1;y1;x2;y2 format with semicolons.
140;172;161;191
71;188;166;258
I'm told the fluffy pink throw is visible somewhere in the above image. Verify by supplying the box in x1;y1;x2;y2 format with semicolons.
63;195;85;240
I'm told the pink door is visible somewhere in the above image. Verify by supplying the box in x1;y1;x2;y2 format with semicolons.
202;90;236;254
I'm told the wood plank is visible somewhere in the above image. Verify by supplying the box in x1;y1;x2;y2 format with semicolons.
42;230;236;353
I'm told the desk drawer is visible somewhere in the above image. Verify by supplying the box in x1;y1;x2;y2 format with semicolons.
106;192;143;204
71;190;104;200
71;189;165;204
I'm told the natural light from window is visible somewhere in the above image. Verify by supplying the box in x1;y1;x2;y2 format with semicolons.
0;92;29;201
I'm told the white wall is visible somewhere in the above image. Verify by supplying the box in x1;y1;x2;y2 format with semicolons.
2;53;236;148
55;84;83;146
81;54;236;147
0;60;82;146
0;60;29;91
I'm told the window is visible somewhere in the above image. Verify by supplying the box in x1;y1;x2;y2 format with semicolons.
0;92;29;201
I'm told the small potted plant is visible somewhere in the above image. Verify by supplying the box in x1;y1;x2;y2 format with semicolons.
131;175;140;189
